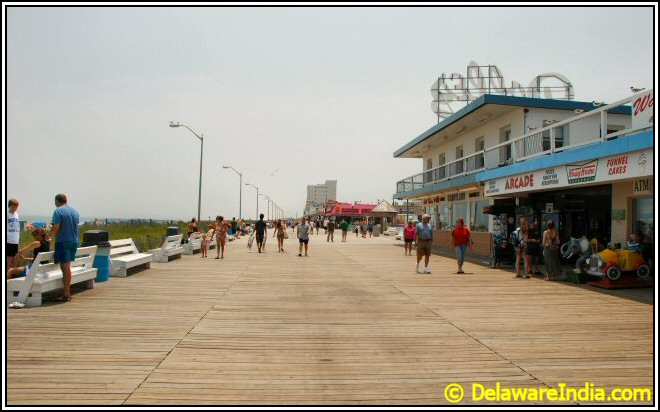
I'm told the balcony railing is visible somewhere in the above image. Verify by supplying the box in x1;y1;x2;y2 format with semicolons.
396;151;485;195
395;89;653;196
483;89;653;168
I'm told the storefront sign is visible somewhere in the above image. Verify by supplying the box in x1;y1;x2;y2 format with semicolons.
485;150;653;197
632;91;654;129
566;161;598;184
633;178;653;194
505;174;535;190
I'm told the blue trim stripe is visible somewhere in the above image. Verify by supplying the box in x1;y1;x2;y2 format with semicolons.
475;130;653;182
393;94;632;158
394;130;653;199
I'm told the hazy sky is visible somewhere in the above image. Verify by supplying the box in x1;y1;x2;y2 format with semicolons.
6;6;654;220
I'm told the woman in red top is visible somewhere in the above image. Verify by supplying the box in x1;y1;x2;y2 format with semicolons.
403;221;417;256
451;218;473;274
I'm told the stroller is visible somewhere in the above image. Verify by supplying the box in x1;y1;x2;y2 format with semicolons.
491;232;515;268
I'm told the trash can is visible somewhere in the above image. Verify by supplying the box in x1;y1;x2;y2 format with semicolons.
82;230;111;282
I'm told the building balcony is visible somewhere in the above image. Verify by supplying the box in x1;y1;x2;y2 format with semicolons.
395;89;653;199
395;151;485;197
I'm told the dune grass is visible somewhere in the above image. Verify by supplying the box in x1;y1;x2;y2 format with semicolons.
19;220;220;252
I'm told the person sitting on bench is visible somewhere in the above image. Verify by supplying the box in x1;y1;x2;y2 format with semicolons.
6;241;42;279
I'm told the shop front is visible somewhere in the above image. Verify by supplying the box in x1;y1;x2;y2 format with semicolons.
421;187;493;258
484;148;654;264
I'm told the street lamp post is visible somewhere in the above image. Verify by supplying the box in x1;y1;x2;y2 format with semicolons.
261;194;270;221
170;121;204;222
222;165;243;220
245;183;259;220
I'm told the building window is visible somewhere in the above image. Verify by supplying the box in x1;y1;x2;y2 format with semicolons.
471;199;490;232
437;153;446;180
438;204;450;231
499;126;512;165
474;137;485;169
455;145;464;174
633;196;653;242
452;201;468;227
424;158;433;184
542;120;565;150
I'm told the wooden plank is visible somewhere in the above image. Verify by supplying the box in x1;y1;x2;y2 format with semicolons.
8;234;653;405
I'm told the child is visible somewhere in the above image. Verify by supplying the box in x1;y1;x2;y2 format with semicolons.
626;233;642;253
247;224;255;251
201;227;215;258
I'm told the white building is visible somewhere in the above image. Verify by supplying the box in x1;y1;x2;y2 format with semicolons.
394;92;653;259
304;180;337;216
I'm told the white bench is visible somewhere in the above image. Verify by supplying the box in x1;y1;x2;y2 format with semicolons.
183;233;203;255
109;238;153;277
149;234;184;263
7;246;98;307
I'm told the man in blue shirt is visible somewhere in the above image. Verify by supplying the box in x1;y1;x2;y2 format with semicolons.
415;214;433;274
51;194;80;302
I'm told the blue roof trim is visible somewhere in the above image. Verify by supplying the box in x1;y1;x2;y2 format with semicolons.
475;130;653;182
393;94;632;158
394;174;479;200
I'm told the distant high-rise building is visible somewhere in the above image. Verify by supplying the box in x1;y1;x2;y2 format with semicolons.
304;180;337;216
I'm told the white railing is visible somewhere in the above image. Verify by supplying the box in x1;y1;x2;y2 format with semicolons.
396;151;485;194
483;89;654;169
396;89;653;196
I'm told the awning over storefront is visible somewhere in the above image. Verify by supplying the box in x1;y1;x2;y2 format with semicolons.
482;204;515;215
371;201;397;214
326;202;376;217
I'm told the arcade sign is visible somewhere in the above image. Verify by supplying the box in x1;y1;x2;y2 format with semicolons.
431;61;574;120
484;150;653;197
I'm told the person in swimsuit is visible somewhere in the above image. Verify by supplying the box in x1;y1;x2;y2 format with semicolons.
215;216;229;259
273;219;286;253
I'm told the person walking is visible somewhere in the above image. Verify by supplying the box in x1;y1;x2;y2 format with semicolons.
512;218;528;278
525;222;542;276
273;219;286;253
326;219;335;242
451;218;473;274
255;214;268;253
340;219;349;242
297;217;310;257
354;222;359;238
542;221;561;281
7;198;21;271
367;220;374;238
50;194;80;302
230;217;238;237
403;220;416;256
214;216;230;259
415;214;433;274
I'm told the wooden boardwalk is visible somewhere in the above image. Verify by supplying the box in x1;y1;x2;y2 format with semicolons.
7;234;654;405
